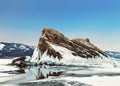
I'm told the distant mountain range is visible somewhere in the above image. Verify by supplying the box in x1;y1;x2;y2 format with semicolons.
0;42;120;59
0;42;35;58
105;51;120;58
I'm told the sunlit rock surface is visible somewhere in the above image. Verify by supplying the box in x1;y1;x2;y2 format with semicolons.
31;28;108;65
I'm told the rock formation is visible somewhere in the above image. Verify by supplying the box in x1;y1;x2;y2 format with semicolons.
11;56;30;67
31;27;108;65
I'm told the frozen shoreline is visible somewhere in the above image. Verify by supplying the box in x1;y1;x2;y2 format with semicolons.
0;58;120;86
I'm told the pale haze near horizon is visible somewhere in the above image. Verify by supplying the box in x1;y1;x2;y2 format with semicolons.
0;0;120;52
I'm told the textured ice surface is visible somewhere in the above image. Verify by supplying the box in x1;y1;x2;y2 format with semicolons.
1;57;120;86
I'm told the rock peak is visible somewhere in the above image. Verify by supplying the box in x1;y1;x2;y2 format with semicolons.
42;27;65;37
41;27;69;43
31;27;108;65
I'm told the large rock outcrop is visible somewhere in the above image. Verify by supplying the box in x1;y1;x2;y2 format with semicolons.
31;28;108;65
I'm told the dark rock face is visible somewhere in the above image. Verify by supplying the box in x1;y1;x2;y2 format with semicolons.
71;38;107;58
37;67;62;80
37;28;107;59
38;28;66;59
11;56;28;68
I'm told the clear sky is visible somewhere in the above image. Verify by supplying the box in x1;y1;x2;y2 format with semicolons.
0;0;120;51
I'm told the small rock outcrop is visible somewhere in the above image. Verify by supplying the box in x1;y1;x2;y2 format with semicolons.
31;27;108;65
11;56;30;68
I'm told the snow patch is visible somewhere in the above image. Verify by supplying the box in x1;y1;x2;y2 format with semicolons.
19;45;26;50
37;44;85;65
0;43;5;51
31;47;41;64
31;44;111;66
14;61;21;64
10;48;15;51
55;76;120;86
25;56;31;62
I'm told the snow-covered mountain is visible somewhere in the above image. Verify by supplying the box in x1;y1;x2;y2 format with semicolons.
31;28;108;65
0;42;35;58
105;51;120;58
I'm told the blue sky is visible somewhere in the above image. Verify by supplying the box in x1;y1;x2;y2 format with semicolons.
0;0;120;51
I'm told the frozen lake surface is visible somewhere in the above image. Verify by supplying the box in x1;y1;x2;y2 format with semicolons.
0;58;120;86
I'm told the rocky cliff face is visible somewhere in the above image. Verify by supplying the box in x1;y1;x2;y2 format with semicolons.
31;28;108;65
